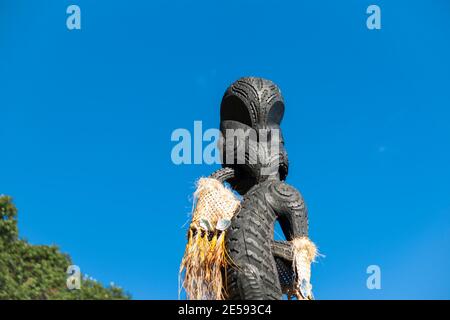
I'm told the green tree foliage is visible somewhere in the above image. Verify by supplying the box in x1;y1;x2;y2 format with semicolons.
0;195;130;299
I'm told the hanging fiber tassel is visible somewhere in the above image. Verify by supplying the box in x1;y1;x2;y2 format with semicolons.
179;178;240;300
290;237;318;300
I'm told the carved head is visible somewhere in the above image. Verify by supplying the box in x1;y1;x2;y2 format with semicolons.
219;77;289;193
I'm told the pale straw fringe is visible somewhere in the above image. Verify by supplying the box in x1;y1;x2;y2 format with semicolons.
179;178;240;300
291;237;318;300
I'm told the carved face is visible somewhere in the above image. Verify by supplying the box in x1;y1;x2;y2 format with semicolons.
219;77;289;192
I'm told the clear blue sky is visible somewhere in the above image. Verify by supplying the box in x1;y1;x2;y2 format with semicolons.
1;0;449;299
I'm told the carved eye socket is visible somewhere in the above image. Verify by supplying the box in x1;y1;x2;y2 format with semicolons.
220;95;252;127
267;101;284;125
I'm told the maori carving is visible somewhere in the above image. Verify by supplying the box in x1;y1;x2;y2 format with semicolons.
180;77;317;300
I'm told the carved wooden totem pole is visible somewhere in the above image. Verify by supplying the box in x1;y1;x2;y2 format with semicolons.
180;77;317;300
